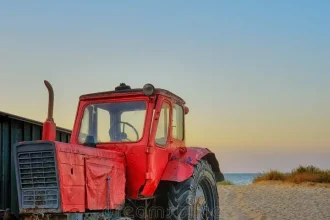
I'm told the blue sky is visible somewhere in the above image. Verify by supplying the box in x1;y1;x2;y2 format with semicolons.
0;1;329;172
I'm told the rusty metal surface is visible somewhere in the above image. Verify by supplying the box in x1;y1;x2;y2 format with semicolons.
22;213;78;220
44;80;54;122
20;212;127;220
19;208;62;215
42;80;57;141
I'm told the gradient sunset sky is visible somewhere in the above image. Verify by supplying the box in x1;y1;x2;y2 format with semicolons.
1;1;329;172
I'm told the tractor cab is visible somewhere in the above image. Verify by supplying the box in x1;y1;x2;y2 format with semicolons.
68;83;191;199
73;83;187;148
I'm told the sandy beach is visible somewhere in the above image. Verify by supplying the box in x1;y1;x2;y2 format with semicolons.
218;184;330;220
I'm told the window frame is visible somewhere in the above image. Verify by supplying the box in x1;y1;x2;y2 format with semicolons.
154;100;172;148
76;98;149;145
172;103;185;141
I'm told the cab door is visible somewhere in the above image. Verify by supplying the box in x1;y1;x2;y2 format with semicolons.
141;96;172;197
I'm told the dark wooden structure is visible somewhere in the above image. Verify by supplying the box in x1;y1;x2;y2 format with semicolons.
0;111;71;213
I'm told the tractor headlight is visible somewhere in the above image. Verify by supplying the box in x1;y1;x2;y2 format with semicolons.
143;83;155;96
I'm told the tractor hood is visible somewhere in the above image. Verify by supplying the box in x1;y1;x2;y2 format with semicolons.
13;141;126;214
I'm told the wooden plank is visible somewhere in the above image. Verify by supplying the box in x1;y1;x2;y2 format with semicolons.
23;122;32;141
10;120;23;214
0;119;3;209
1;120;10;209
32;124;41;140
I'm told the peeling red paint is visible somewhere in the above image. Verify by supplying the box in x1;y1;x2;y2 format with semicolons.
85;157;125;210
55;142;126;212
161;147;212;182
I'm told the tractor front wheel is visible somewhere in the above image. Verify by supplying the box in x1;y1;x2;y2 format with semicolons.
166;159;219;220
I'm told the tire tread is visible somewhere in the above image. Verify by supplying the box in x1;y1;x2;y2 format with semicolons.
166;159;219;220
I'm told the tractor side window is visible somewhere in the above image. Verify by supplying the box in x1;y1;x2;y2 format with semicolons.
78;107;91;143
172;104;184;141
155;102;170;146
97;108;111;142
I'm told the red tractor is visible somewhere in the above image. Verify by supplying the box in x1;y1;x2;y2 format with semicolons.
13;81;224;220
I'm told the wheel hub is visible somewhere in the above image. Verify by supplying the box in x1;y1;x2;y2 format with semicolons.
194;185;210;220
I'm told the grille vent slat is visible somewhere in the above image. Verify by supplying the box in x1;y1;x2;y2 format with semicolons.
18;150;59;209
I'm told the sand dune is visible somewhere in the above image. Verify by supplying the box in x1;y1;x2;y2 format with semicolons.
218;184;330;220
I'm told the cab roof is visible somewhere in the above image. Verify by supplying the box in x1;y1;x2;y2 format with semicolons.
79;83;186;105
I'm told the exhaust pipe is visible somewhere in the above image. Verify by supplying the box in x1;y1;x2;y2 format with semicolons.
44;80;54;121
42;80;56;141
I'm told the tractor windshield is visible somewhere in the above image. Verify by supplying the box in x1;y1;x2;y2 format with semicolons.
78;101;147;144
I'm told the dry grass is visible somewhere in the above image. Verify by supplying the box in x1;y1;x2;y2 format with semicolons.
253;170;287;182
218;180;234;185
253;165;330;184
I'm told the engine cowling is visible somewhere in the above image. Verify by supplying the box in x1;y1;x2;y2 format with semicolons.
13;141;126;215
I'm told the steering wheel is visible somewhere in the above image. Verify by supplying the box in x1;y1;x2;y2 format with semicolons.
109;121;139;142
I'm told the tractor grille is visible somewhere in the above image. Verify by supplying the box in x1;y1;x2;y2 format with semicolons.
18;150;59;208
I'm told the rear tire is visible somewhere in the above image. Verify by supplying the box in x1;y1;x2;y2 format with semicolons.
166;159;219;220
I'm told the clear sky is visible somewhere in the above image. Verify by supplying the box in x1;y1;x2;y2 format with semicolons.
1;1;329;172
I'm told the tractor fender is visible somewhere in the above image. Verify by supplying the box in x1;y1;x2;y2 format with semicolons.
160;147;225;182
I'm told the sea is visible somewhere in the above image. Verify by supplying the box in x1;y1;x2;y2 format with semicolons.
223;173;260;185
